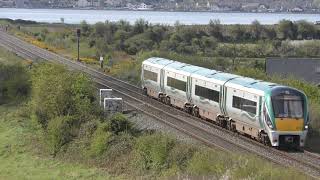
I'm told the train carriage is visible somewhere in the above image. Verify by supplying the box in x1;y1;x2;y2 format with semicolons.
141;57;173;98
190;68;224;120
162;61;195;109
141;57;309;148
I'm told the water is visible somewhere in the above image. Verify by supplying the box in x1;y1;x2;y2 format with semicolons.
0;8;319;25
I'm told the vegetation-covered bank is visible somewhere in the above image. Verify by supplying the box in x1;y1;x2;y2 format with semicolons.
1;18;320;151
0;48;312;179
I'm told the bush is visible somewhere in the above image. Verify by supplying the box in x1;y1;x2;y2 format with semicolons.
0;63;30;104
31;63;96;128
309;103;320;134
186;149;231;177
167;143;196;171
133;133;175;172
89;123;111;157
47;116;77;156
109;113;133;135
231;156;306;179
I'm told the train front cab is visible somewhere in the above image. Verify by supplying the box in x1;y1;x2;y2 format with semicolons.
265;87;309;148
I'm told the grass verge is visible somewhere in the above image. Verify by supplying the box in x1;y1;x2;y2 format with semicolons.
0;105;115;180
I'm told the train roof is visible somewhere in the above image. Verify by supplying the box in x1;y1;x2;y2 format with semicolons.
144;57;279;92
144;57;174;66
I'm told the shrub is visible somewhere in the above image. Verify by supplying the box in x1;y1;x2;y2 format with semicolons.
133;133;175;172
109;113;133;135
167;143;196;171
31;63;96;128
47;116;77;156
89;122;111;157
186;148;232;177
0;63;30;104
231;156;307;179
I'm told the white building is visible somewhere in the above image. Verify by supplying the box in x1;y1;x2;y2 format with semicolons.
77;0;99;7
137;3;152;10
77;0;89;7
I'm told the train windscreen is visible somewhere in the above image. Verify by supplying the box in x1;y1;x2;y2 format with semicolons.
272;95;304;118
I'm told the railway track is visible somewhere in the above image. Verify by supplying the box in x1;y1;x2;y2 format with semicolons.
0;30;319;179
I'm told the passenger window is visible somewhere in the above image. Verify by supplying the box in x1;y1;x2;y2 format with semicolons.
232;96;257;115
144;70;158;82
195;85;219;102
167;77;186;91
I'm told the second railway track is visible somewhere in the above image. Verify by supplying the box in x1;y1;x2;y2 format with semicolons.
0;30;319;179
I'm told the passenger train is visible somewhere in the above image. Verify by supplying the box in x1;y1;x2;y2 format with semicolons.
141;57;309;148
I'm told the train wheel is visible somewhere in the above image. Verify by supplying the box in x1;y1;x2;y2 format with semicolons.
165;96;171;105
192;107;199;117
143;88;148;96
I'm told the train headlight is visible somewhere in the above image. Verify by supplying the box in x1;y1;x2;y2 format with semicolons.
304;125;308;130
266;120;273;129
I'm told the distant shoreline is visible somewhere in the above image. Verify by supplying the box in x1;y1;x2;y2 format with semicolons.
1;7;319;15
1;8;319;25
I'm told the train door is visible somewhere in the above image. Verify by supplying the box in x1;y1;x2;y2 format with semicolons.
160;69;165;93
220;85;228;116
186;76;192;103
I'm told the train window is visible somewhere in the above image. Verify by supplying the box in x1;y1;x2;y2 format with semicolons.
195;85;219;102
167;77;186;91
232;96;257;115
144;70;158;82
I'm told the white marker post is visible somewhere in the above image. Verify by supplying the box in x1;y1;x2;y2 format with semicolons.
99;89;112;106
104;98;123;113
99;56;104;69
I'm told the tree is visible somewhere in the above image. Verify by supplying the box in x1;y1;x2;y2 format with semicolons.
60;17;64;24
296;20;316;39
117;19;131;32
80;20;91;36
94;22;106;37
133;19;149;34
277;20;298;40
250;20;263;40
31;64;95;128
114;30;130;50
124;34;154;55
208;19;223;40
200;36;218;55
313;0;320;8
229;24;244;42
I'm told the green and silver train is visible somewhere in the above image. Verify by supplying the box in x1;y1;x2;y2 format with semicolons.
141;57;309;148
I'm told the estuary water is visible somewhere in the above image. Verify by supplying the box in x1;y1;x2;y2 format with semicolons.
0;8;320;25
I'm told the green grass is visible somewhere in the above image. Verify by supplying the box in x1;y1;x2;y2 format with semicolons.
0;48;26;65
0;105;116;180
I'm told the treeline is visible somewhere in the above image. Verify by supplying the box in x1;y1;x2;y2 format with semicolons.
74;19;320;57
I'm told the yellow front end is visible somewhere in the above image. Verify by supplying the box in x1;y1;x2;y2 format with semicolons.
275;118;304;131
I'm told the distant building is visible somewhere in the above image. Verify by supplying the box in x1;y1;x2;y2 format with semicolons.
290;7;304;12
126;2;135;9
0;0;14;7
77;0;88;7
77;0;99;7
266;58;320;85
104;0;121;7
137;3;152;10
241;3;260;12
